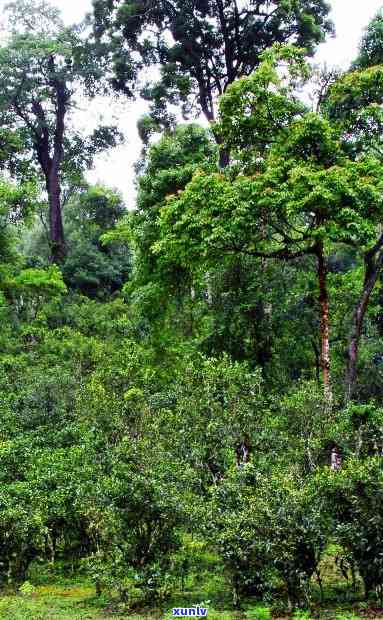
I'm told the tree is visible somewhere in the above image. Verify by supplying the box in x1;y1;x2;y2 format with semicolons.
0;1;120;263
0;178;36;266
62;185;132;298
154;48;383;407
103;123;217;333
93;0;332;164
317;457;383;603
353;9;383;69
133;123;216;282
324;61;383;400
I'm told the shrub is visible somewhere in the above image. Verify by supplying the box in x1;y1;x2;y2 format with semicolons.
207;465;329;608
317;457;383;602
86;439;186;608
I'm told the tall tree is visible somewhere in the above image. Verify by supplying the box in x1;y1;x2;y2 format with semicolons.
0;1;120;263
353;9;383;69
92;0;332;161
324;64;383;400
154;48;383;407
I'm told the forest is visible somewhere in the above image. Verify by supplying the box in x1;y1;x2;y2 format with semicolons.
1;0;383;618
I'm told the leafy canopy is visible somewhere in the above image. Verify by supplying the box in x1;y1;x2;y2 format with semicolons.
92;0;333;123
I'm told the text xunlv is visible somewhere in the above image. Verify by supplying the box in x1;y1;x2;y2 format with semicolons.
172;608;208;617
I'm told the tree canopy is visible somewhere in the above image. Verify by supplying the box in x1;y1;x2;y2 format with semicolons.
92;0;333;124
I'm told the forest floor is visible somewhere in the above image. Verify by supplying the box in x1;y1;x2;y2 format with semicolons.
0;581;380;619
0;581;381;620
0;550;382;619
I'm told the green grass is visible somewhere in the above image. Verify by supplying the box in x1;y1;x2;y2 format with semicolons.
0;583;113;619
0;585;368;620
0;578;245;619
0;588;370;620
0;550;381;619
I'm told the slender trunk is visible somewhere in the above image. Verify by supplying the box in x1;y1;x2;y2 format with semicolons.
31;69;67;264
345;247;383;402
186;286;196;338
316;242;332;408
330;446;342;470
47;59;67;263
47;164;66;263
258;259;273;370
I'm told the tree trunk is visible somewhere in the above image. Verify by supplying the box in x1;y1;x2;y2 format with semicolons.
316;242;332;408
209;120;230;169
30;68;68;264
47;164;66;263
345;244;383;402
219;147;230;168
47;58;67;263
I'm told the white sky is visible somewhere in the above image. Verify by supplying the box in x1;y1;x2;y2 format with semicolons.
3;0;383;207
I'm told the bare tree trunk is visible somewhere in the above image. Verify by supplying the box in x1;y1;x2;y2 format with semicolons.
29;94;67;261
36;56;67;264
316;242;332;408
345;238;383;402
48;66;67;263
47;164;66;263
205;271;213;306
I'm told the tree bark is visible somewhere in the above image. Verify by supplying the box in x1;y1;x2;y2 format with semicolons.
316;241;332;408
218;146;230;168
48;61;67;263
30;57;67;264
47;163;66;263
345;236;383;402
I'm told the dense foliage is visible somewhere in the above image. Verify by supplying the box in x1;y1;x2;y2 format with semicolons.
1;1;383;617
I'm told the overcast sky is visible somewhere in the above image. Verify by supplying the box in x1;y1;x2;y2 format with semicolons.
4;0;383;206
